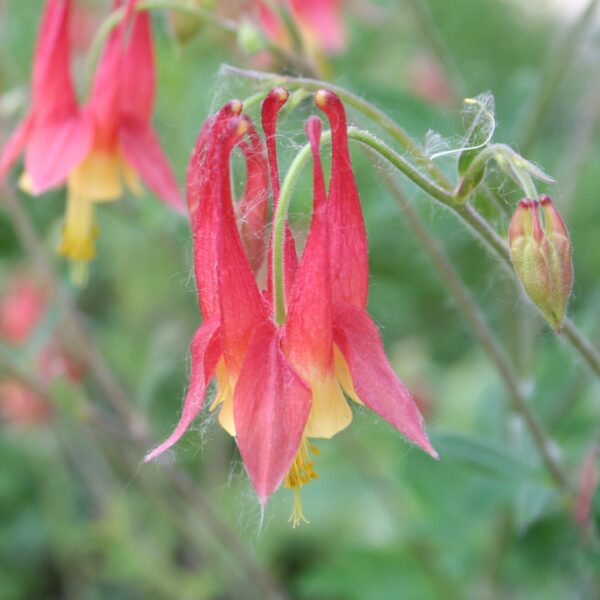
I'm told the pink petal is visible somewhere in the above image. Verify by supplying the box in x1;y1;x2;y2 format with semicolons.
0;116;33;182
119;118;184;212
121;2;155;122
88;3;124;131
25;114;93;193
234;321;311;503
237;123;269;274
316;90;369;309
333;302;438;458
215;118;268;376
144;318;221;462
255;1;288;45
284;117;333;378
32;0;79;121
290;0;345;53
187;102;243;321
262;88;299;304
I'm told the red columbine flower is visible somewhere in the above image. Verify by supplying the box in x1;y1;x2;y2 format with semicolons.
146;89;436;525
60;0;183;263
0;0;182;267
0;0;92;193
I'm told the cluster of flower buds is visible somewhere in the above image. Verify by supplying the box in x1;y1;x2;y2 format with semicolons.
508;195;573;331
145;88;437;524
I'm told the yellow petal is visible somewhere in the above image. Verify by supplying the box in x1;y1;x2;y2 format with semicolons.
304;375;352;438
209;360;236;436
334;344;363;405
121;155;143;197
58;183;97;262
18;171;34;195
69;151;123;202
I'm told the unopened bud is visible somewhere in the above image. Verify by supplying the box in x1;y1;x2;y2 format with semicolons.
237;19;266;55
508;196;573;331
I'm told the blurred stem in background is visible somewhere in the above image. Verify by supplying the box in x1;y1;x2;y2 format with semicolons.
519;0;600;155
0;185;290;600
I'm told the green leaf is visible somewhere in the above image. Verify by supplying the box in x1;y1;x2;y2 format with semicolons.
431;430;536;481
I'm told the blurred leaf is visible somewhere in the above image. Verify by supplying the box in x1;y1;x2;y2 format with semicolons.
432;430;537;481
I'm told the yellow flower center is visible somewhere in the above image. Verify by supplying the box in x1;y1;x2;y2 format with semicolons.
284;438;319;527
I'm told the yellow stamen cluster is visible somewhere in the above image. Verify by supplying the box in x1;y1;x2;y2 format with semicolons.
284;438;319;527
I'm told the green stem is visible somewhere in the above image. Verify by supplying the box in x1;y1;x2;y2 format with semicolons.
273;126;451;324
456;144;539;200
273;131;332;324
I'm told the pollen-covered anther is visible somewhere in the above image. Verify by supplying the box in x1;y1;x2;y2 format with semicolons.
284;438;319;527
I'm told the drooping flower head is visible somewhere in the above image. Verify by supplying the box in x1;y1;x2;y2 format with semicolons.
60;0;183;265
0;0;182;271
0;0;92;193
146;89;437;525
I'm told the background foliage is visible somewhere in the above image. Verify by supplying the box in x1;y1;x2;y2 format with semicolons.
1;0;599;598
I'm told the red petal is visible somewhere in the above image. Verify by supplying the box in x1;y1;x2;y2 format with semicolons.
119;119;183;211
25;114;93;193
290;0;345;53
144;318;221;462
333;302;438;458
216;118;267;376
262;88;299;304
0;116;33;181
88;5;124;137
255;1;288;45
316;90;368;309
237;123;269;273
32;0;79;122
187;101;243;320
284;117;333;379
234;321;311;503
121;2;155;122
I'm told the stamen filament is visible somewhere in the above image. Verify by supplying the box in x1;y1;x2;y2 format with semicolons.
284;438;319;527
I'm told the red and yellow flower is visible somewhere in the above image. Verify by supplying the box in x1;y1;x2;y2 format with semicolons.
146;88;437;524
0;0;182;269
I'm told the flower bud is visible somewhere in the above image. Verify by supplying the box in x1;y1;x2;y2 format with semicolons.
508;196;573;331
237;18;266;55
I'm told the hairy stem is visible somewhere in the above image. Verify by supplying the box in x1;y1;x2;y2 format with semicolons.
223;64;451;188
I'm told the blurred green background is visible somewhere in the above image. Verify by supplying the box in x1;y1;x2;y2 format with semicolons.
1;0;600;598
